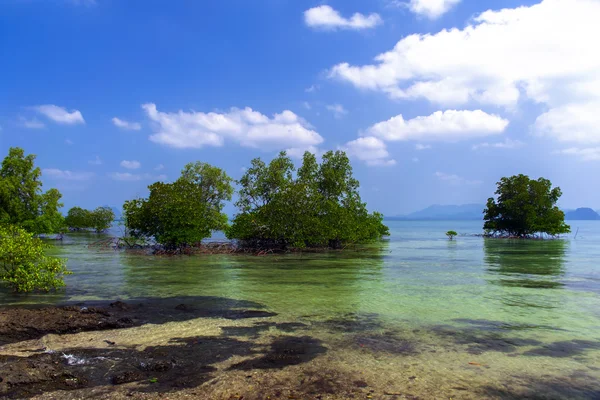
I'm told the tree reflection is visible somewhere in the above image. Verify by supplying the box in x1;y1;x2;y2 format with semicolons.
484;239;567;289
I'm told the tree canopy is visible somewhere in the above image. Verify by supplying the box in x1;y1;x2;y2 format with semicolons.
65;206;115;232
0;224;70;292
227;150;389;249
123;162;233;250
483;174;570;238
0;147;64;234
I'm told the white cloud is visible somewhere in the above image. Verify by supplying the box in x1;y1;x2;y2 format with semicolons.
19;117;45;129
285;146;323;159
412;157;419;162
120;160;141;169
43;168;94;181
342;136;396;167
367;110;508;142
534;102;600;143
305;84;320;93
88;156;102;165
435;171;481;185
329;0;600;119
304;5;382;30
112;117;141;131
415;143;431;150
34;105;85;125
555;147;600;161
154;164;165;171
142;103;324;150
65;139;74;145
111;172;166;182
407;0;461;19
326;104;348;119
303;101;312;110
472;138;524;151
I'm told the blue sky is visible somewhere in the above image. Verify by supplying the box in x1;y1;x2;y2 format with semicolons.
1;0;599;215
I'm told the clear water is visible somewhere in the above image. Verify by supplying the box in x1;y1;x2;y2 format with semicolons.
2;220;600;398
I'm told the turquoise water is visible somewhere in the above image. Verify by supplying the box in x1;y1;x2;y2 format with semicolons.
2;220;600;397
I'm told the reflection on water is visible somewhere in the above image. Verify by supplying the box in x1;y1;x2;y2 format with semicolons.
484;239;567;289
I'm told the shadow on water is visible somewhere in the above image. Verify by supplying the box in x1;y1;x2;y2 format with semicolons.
484;238;568;289
0;333;328;399
480;371;600;400
0;296;276;346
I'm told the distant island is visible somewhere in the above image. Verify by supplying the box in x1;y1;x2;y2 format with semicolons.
388;204;600;221
564;208;600;221
386;204;485;221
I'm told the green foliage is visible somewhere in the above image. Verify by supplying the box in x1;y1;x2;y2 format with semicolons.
123;162;233;250
89;207;115;232
0;147;64;234
446;230;458;240
0;224;71;292
65;207;90;230
227;150;389;249
65;206;115;232
483;174;571;237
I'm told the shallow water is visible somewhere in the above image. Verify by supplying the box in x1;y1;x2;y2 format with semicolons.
2;220;600;398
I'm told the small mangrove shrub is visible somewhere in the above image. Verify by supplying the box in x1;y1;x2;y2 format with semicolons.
446;230;458;240
0;225;70;292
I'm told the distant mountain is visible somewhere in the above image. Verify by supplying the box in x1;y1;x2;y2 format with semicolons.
387;204;486;221
565;208;600;220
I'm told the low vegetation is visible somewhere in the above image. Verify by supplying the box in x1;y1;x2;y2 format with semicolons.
446;231;457;240
65;206;115;232
123;162;233;251
484;174;570;238
226;151;389;250
0;225;70;292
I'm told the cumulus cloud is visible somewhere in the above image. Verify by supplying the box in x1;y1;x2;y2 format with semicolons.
120;160;141;169
472;138;524;151
342;136;396;166
555;147;600;161
534;102;600;143
329;0;600;143
34;105;85;125
304;5;382;30
435;171;481;185
305;84;320;93
43;168;94;181
415;144;431;150
406;0;461;19
367;110;508;142
112;117;141;131
326;104;348;119
142;103;324;150
111;172;166;182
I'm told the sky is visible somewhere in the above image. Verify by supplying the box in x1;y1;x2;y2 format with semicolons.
1;0;599;216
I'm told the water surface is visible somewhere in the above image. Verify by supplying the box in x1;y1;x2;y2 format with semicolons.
2;220;600;398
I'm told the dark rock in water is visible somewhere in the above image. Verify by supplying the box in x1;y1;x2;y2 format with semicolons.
110;301;131;311
175;303;194;311
111;370;145;385
229;336;327;370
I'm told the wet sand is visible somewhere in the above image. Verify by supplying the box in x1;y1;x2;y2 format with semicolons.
1;298;599;399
